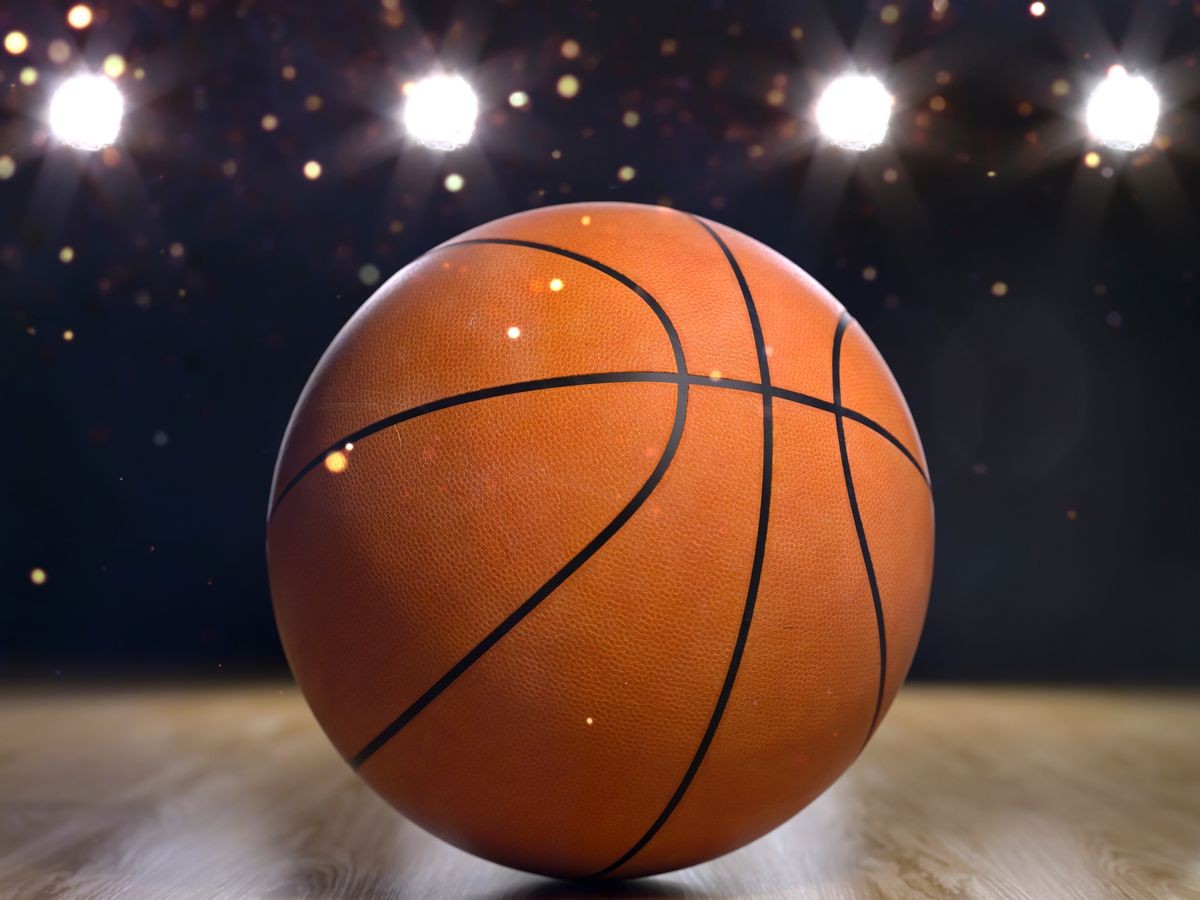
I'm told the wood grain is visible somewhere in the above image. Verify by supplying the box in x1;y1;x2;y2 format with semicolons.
0;684;1197;899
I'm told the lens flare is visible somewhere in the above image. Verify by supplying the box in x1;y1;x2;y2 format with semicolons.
1085;66;1158;151
402;73;478;151
815;73;893;151
49;73;123;150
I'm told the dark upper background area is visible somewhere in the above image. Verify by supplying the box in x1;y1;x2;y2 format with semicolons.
1;0;1197;682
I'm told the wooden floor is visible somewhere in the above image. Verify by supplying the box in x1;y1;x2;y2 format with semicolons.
0;684;1197;899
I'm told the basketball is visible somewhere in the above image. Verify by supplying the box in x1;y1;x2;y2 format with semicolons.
267;201;933;879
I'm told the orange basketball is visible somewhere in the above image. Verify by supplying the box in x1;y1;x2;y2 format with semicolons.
267;202;933;879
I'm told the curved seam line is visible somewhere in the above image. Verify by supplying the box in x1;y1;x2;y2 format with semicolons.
269;377;926;519
270;238;927;517
345;241;689;769
833;312;888;748
588;215;774;878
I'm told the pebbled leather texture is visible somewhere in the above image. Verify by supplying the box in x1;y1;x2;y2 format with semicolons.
267;202;934;879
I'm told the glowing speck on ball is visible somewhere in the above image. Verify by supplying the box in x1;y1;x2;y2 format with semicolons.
815;73;893;151
324;451;348;474
49;74;124;151
402;73;478;151
1085;66;1158;150
548;278;564;292
506;325;521;339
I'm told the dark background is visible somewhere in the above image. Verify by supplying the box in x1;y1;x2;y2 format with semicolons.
2;0;1197;682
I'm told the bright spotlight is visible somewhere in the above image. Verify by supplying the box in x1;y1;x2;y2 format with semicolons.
49;73;123;151
402;73;478;151
815;73;893;151
1085;65;1159;151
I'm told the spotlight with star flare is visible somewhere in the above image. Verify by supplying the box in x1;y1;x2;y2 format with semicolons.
1085;66;1159;151
814;73;893;151
402;73;478;151
48;73;124;151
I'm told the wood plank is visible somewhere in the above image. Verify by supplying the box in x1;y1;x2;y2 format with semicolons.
0;684;1196;898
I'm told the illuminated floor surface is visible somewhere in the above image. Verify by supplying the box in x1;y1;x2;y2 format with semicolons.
0;683;1196;898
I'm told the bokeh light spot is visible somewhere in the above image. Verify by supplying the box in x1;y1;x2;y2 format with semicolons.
4;31;28;55
556;74;580;99
102;53;126;79
48;40;71;64
67;5;94;29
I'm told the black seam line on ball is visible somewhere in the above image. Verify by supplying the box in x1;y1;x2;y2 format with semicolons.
268;372;926;520
348;378;688;770
589;217;774;879
347;243;691;770
271;236;686;520
270;237;926;517
441;238;689;377
833;311;888;747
